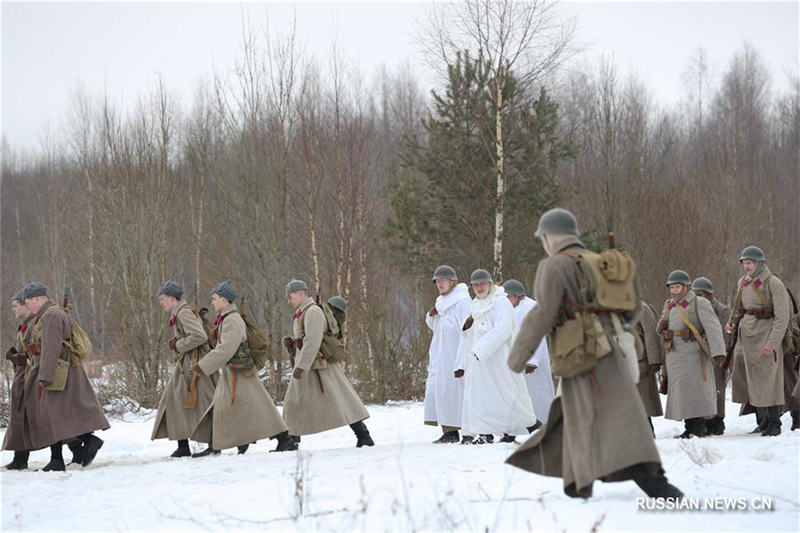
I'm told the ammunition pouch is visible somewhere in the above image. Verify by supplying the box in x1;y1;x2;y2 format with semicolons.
28;343;42;356
550;311;612;378
227;343;255;376
44;352;71;391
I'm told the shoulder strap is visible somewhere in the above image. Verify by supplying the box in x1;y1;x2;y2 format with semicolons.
675;304;711;358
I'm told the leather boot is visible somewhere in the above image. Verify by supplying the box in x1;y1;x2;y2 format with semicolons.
192;446;221;458
271;431;299;452
78;433;104;467
66;439;84;465
706;416;725;436
791;410;799;431
3;450;29;470
432;430;460;444
42;443;65;472
761;406;782;436
750;408;768;434
350;421;374;447
627;463;684;499
171;439;191;458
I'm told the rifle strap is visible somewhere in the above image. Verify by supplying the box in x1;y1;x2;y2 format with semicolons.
675;304;709;381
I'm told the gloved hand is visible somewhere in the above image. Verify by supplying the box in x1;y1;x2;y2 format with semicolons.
462;316;474;331
525;365;537;374
454;369;464;378
193;363;202;374
428;306;438;317
293;367;304;379
169;338;179;353
283;336;296;354
4;346;17;360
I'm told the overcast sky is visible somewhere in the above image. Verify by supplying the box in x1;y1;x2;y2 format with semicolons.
2;1;798;151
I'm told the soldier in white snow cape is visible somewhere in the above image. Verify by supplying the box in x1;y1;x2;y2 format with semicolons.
455;269;536;444
424;266;471;444
504;279;554;430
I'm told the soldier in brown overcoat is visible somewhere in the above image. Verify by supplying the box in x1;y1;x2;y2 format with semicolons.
150;279;217;457
190;280;294;456
282;280;373;447
2;290;34;469
22;282;109;471
632;302;663;433
726;246;790;437
506;209;682;500
692;276;731;435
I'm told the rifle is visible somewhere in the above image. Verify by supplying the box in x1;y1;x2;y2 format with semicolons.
607;212;615;250
723;283;744;371
184;282;201;410
62;287;71;314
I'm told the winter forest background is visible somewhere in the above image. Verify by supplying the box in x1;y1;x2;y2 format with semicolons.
1;1;798;422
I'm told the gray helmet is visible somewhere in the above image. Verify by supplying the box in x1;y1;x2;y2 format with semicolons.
666;270;691;286
470;269;493;284
691;276;713;293
327;295;347;313
739;245;765;263
432;265;458;284
502;279;526;297
534;208;579;237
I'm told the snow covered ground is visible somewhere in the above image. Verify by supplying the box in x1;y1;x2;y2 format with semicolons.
2;397;798;532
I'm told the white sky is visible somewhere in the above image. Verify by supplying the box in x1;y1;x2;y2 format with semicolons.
2;1;798;151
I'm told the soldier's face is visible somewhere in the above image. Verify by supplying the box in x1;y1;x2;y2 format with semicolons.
159;294;176;311
741;260;756;275
287;291;306;309
436;278;455;294
11;300;27;320
25;296;46;315
506;294;521;307
669;283;687;300
210;293;228;313
472;281;491;297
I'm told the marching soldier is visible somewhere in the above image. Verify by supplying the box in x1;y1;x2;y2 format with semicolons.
151;279;217;457
691;276;731;435
503;279;553;429
726;246;791;436
506;209;682;499
2;290;34;469
657;271;726;438
22;282;109;471
190;280;294;456
424;266;470;444
283;280;374;447
632;302;664;433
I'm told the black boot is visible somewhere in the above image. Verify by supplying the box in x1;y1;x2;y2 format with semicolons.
676;418;707;438
564;482;593;499
237;444;249;455
350;421;374;447
192;446;221;458
750;408;768;434
460;435;474;445
527;421;542;433
78;433;104;467
171;439;191;458
647;417;655;438
628;464;684;499
433;430;460;444
42;443;65;472
761;406;782;437
499;434;516;443
271;431;299;452
706;416;725;436
3;450;30;470
66;439;85;465
791;410;799;431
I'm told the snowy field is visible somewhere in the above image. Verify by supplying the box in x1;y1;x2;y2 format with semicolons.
2;397;798;532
